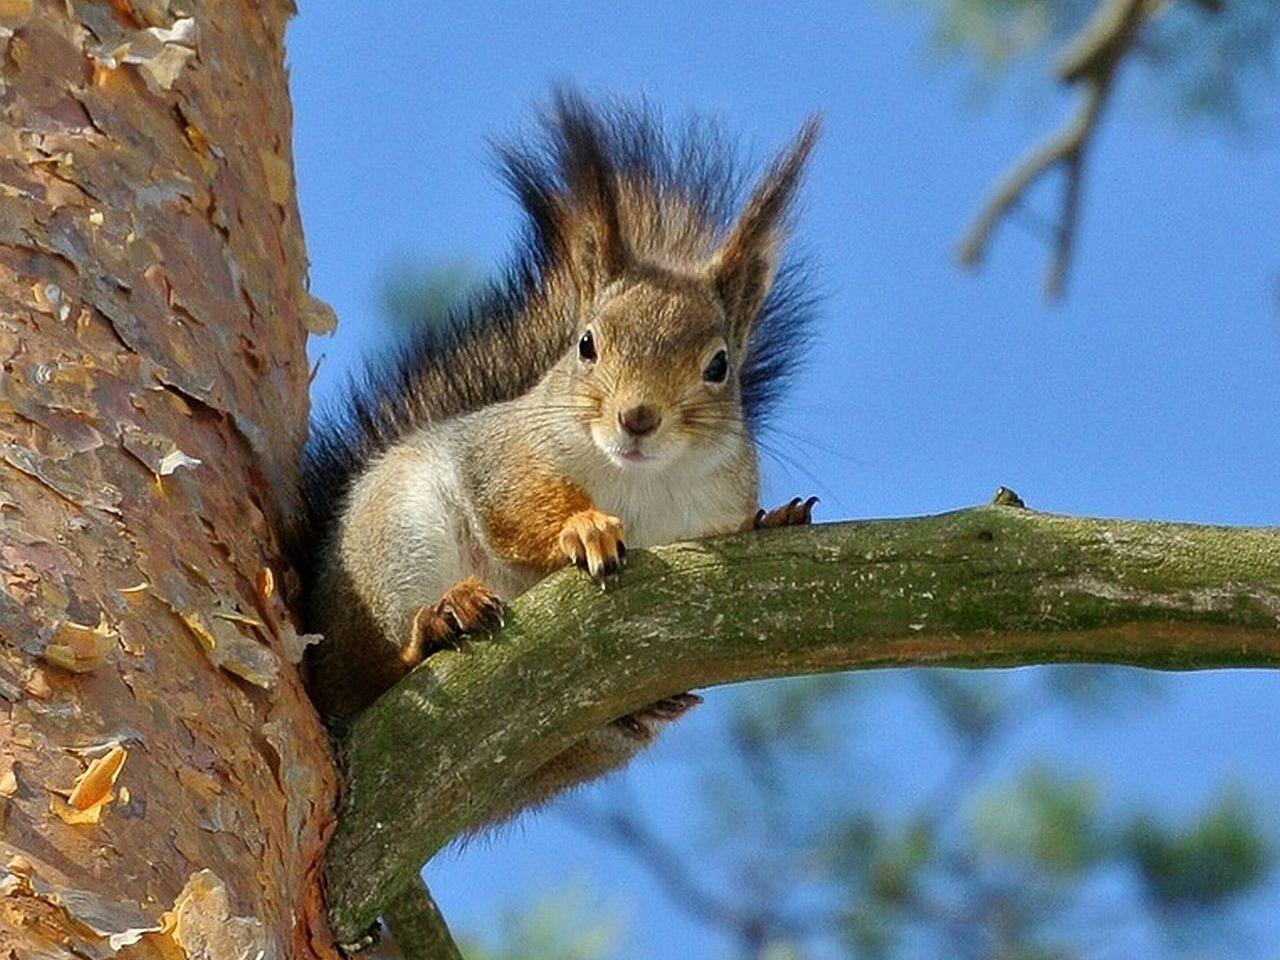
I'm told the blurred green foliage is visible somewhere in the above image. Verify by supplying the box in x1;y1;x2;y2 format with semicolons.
1127;794;1269;908
551;670;1274;960
972;768;1100;874
378;257;478;334
460;883;628;960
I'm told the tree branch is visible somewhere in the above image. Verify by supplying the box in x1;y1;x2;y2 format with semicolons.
325;504;1280;942
957;0;1156;298
382;876;463;960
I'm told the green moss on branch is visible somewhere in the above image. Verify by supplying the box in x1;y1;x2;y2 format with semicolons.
326;505;1280;941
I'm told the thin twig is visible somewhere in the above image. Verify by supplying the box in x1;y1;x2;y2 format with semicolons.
1056;0;1159;82
957;0;1156;299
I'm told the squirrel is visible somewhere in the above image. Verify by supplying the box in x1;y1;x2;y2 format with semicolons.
295;91;820;821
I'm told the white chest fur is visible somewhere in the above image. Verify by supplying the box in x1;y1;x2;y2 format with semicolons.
585;462;751;548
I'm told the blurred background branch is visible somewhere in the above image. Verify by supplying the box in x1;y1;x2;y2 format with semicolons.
959;0;1172;298
935;0;1279;298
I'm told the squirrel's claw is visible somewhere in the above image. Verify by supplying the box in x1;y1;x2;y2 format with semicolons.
559;509;626;580
753;495;819;529
408;577;505;665
438;576;505;634
613;692;704;742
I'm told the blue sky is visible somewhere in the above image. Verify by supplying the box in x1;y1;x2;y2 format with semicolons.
287;2;1280;955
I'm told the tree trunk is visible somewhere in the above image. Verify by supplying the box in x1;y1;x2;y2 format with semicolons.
0;2;338;957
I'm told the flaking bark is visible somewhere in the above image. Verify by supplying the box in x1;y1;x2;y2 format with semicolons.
0;1;337;957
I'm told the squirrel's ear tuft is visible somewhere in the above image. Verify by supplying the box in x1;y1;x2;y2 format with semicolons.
550;91;629;299
710;117;819;343
495;90;630;302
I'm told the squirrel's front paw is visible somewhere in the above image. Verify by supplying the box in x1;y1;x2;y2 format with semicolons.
405;576;504;665
558;509;626;578
437;576;505;634
754;496;819;529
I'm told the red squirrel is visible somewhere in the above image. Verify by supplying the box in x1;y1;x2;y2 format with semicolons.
296;91;819;820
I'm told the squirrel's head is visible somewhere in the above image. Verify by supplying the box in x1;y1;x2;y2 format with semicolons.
520;93;819;472
567;274;739;471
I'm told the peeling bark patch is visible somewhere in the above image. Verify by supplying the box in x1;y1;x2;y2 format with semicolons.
121;424;202;479
254;566;274;600
2;443;123;515
67;744;126;811
0;760;17;797
157;869;269;960
0;859;167;956
281;630;321;666
176;606;280;689
300;295;337;335
1;0;338;955
84;12;198;93
49;744;127;824
43;614;117;673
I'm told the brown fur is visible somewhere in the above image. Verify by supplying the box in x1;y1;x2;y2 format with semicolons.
481;471;594;569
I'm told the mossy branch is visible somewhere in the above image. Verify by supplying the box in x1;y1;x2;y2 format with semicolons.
382;877;463;960
325;504;1280;942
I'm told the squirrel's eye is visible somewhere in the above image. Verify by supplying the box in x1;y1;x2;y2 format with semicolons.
578;330;597;363
702;349;729;384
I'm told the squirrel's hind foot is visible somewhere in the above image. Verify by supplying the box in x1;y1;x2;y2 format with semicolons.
612;692;703;741
405;576;505;665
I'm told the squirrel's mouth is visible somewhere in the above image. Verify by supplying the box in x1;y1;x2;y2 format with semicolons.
590;421;672;469
595;435;663;469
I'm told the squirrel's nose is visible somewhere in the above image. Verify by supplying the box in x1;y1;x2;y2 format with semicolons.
618;404;661;438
